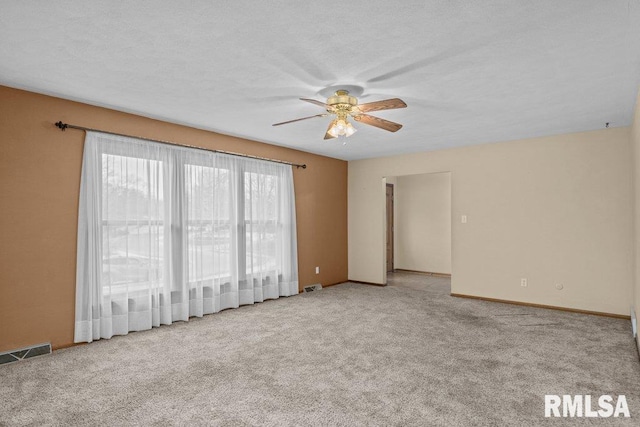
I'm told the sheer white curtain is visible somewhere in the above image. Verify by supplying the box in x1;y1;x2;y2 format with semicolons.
75;132;298;343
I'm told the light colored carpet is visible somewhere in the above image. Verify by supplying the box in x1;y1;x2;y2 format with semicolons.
1;272;639;426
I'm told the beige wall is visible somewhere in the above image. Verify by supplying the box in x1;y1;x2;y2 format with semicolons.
349;128;634;315
632;88;640;338
394;173;451;274
0;86;348;352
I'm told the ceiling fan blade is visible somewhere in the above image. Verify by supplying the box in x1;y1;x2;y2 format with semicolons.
300;98;328;109
353;114;403;132
324;120;337;140
357;98;407;113
272;114;327;126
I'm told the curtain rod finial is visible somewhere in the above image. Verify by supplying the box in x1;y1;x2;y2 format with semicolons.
55;121;68;131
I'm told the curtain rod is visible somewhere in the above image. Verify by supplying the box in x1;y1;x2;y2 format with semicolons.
54;121;307;169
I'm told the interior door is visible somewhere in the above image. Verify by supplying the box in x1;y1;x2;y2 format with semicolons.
386;183;394;272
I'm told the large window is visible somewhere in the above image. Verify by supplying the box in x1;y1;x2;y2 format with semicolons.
101;154;164;291
75;132;299;343
244;171;278;276
185;164;232;284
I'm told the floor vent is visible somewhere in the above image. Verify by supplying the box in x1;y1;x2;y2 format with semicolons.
303;284;322;293
0;343;51;365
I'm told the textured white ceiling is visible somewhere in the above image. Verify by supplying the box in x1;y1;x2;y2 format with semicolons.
1;1;639;160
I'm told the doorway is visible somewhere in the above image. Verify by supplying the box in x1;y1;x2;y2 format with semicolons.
386;183;394;272
383;172;452;285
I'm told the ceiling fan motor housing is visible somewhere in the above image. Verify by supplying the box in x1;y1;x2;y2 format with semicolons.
327;90;358;113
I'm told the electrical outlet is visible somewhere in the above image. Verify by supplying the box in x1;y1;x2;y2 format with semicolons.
315;266;320;274
520;278;527;287
461;215;467;224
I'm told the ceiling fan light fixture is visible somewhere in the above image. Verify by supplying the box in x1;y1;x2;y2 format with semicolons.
327;120;340;137
345;122;357;137
328;118;357;138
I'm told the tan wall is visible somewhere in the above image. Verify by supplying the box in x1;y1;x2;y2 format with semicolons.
349;128;634;315
395;173;451;274
632;88;640;334
0;85;348;352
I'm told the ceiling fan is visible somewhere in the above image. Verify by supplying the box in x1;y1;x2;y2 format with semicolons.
273;90;407;140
